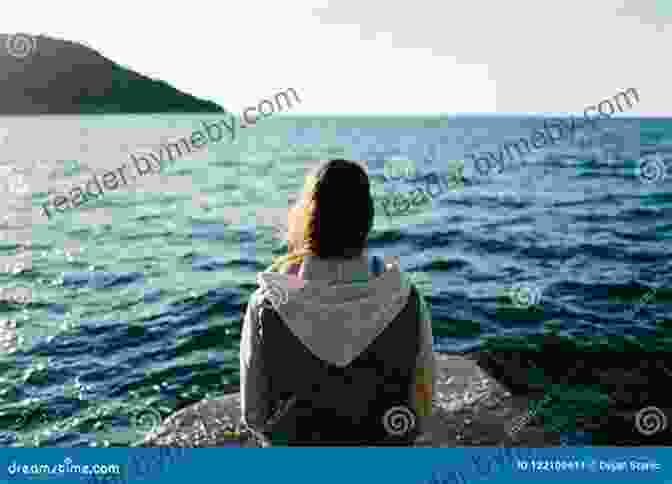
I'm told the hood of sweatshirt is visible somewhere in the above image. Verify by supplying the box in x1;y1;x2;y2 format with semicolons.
255;255;413;367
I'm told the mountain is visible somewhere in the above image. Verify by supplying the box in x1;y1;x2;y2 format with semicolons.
0;34;225;114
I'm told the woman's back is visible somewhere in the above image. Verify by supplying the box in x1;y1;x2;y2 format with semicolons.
256;256;422;445
239;160;436;446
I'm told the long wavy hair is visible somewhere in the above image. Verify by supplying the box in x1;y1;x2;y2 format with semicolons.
270;159;375;273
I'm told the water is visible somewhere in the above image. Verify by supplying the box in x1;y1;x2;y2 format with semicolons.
0;114;670;447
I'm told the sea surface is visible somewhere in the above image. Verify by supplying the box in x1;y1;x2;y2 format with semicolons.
0;114;670;447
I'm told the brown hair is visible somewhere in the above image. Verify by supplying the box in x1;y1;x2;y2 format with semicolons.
270;159;374;272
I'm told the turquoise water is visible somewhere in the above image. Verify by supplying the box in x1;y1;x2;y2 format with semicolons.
0;115;670;446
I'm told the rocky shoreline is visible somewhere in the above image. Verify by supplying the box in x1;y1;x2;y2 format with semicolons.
142;351;671;447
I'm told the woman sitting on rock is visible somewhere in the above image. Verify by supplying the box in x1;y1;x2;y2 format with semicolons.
239;158;436;446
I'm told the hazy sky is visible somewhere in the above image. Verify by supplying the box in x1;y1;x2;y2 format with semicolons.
2;0;670;115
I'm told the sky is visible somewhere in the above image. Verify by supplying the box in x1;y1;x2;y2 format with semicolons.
1;0;670;115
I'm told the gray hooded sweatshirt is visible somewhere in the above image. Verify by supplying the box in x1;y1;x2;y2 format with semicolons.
239;252;436;439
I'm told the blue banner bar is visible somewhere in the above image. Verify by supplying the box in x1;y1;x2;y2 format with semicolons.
1;448;669;484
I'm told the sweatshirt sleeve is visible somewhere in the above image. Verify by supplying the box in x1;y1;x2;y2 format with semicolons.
239;292;270;430
409;287;436;433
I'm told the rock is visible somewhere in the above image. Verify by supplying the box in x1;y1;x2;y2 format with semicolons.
141;348;672;447
465;348;672;445
140;354;562;447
